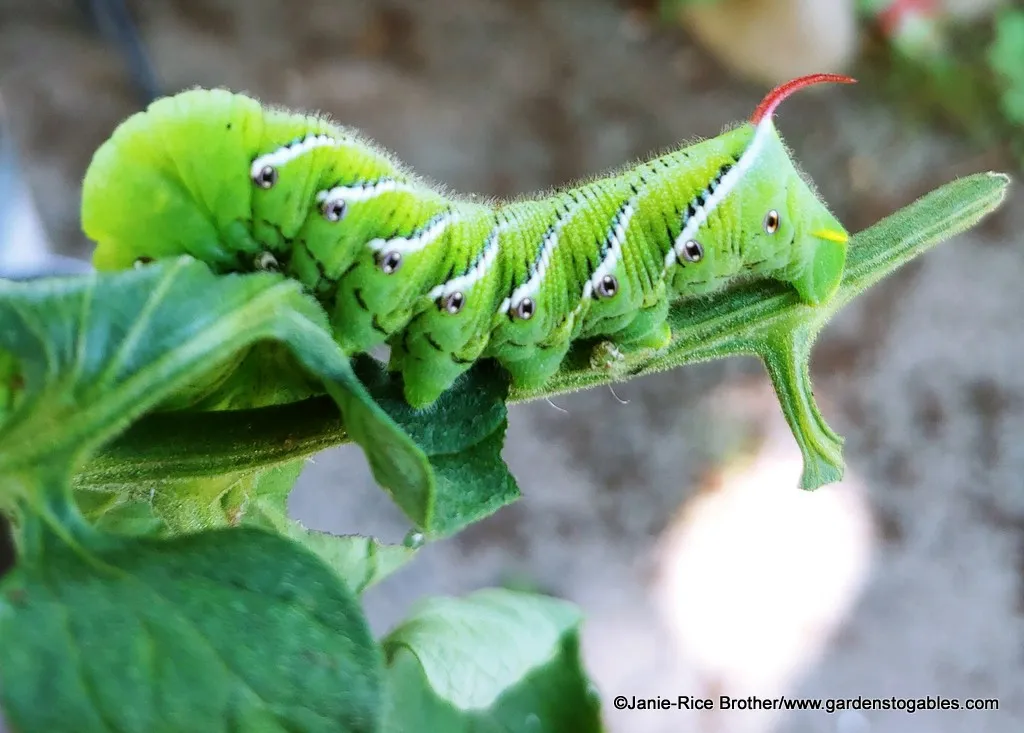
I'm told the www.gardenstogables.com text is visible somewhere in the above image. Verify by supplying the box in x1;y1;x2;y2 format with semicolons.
612;695;999;714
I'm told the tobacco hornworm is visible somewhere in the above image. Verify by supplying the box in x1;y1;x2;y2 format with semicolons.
82;73;854;408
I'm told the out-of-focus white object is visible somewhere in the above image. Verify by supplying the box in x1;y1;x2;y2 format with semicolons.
652;380;875;733
678;0;859;86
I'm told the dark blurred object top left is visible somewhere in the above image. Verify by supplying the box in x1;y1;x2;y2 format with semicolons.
0;0;163;261
76;0;162;104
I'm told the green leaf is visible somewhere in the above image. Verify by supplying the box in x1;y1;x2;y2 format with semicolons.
351;358;520;539
0;517;384;733
0;257;430;517
164;341;327;412
381;589;602;733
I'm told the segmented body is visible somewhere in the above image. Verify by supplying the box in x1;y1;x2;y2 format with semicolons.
83;76;851;408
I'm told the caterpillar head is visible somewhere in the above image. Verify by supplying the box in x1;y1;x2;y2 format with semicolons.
748;73;855;306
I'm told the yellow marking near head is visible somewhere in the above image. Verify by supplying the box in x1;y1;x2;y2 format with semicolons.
811;228;849;244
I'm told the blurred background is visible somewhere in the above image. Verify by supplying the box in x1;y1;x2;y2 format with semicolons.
2;0;1024;731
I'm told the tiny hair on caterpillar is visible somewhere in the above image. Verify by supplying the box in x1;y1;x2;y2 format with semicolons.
81;73;854;409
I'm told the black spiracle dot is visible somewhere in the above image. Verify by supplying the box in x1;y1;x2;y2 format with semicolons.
255;251;280;272
683;240;704;262
253;165;277;189
514;298;536;320
321;198;346;222
596;275;618;299
442;291;465;314
379;251;402;274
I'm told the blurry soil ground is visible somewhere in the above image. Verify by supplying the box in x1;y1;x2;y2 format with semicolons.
2;1;1024;731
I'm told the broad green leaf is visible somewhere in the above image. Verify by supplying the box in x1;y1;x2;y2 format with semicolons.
0;514;383;733
381;589;602;733
0;258;430;517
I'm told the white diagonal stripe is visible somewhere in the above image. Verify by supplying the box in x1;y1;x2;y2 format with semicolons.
499;204;579;314
250;134;340;178
583;199;636;300
367;212;455;255
427;226;502;300
663;119;772;270
316;178;415;206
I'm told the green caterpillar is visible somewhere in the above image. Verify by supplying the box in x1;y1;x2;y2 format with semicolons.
82;73;853;409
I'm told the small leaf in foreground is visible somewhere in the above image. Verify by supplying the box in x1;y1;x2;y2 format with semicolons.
381;589;602;732
355;358;521;539
0;521;384;733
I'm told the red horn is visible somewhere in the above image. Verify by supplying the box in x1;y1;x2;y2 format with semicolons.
750;73;857;124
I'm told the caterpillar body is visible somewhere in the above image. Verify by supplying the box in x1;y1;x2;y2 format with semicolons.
82;74;853;409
